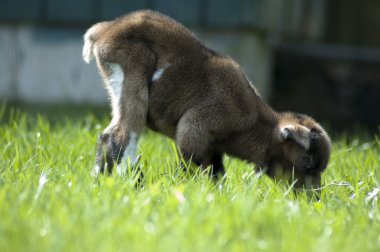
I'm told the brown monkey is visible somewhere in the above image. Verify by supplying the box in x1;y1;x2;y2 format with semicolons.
83;10;331;189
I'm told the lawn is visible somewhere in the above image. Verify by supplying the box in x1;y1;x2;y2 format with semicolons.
0;105;379;252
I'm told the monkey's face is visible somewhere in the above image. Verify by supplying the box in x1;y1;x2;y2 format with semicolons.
268;113;331;191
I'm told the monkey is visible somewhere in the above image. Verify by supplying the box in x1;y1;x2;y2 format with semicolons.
82;10;331;190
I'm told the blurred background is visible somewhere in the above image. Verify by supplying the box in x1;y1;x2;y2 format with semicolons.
0;0;379;131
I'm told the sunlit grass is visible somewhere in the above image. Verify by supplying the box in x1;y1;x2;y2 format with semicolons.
0;106;379;252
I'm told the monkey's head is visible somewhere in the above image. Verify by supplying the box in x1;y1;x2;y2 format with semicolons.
268;112;331;191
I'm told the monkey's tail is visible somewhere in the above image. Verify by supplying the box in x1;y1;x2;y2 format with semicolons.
82;22;111;63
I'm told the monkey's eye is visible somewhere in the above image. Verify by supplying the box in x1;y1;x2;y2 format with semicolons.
302;155;313;167
310;128;320;138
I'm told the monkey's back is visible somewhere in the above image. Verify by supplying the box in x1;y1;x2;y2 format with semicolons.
101;10;209;65
97;10;262;138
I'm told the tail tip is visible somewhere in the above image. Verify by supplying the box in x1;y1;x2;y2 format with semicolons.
82;37;94;64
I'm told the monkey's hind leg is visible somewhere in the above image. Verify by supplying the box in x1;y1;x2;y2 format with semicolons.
94;43;155;176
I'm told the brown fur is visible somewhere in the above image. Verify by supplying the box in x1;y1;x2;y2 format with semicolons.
83;10;331;189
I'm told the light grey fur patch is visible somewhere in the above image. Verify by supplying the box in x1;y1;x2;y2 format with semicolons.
82;33;94;63
116;131;139;175
91;165;100;177
106;63;124;124
152;64;170;81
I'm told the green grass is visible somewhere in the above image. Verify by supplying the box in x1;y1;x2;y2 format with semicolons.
1;106;380;252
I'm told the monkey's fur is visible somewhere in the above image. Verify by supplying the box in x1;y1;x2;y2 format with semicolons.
83;10;331;189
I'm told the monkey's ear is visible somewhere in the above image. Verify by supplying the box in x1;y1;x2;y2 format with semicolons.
279;127;292;141
279;125;311;150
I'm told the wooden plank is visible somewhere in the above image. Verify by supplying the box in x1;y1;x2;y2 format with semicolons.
154;0;202;25
46;0;96;23
99;0;149;20
0;0;42;21
207;0;265;28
